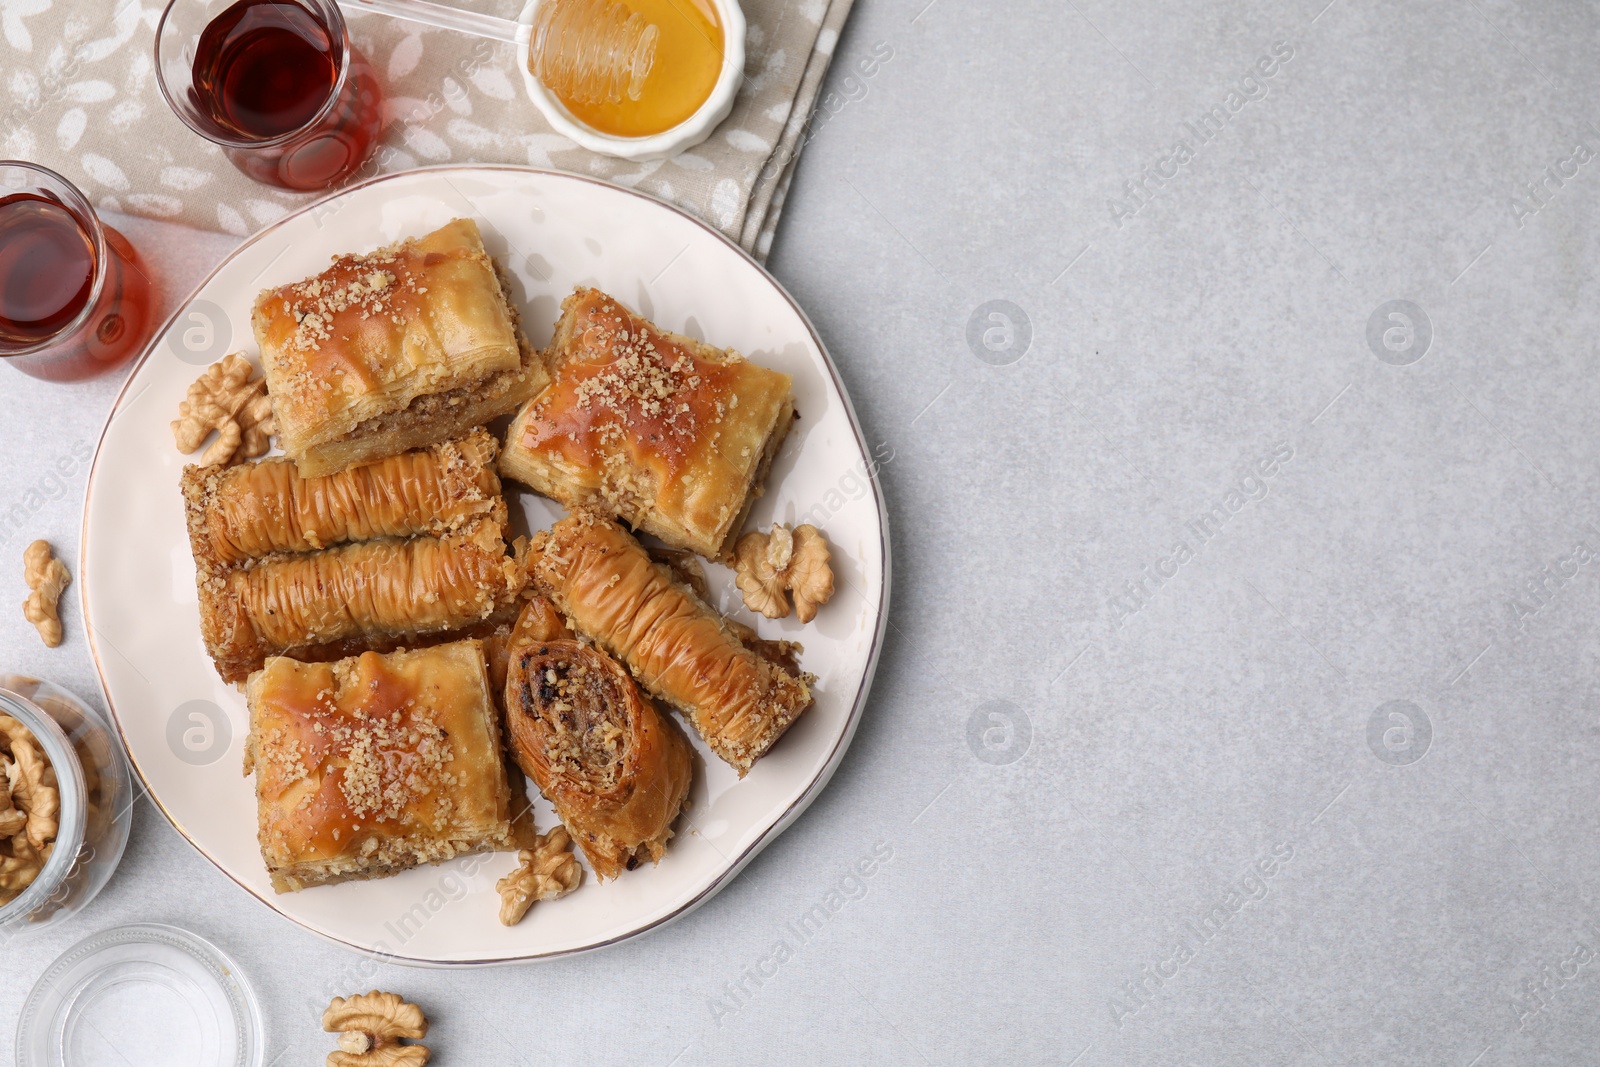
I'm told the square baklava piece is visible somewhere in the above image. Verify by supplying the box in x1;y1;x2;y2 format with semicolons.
254;217;548;477
500;287;795;560
244;641;518;893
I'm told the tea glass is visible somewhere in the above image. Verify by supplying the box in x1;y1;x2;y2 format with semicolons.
0;162;156;383
154;0;384;191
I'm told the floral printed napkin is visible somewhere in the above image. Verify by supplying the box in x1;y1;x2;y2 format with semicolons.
0;0;853;260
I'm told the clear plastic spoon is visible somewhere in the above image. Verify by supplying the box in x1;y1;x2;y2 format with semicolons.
342;0;524;44
341;0;656;104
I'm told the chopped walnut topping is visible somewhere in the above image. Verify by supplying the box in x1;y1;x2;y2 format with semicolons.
531;300;728;468
334;711;452;823
257;725;308;785
282;255;406;355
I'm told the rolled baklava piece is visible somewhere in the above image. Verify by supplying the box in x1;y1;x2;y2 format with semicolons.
199;519;524;684
181;429;504;568
504;638;692;879
183;431;524;684
528;509;813;775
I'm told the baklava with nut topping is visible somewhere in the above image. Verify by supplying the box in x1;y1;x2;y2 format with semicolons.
253;217;548;477
244;641;519;893
528;509;813;775
500;287;794;560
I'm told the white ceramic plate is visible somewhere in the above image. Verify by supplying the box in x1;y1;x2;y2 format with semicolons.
81;166;889;965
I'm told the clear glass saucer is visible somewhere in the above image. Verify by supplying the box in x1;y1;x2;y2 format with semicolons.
15;922;264;1067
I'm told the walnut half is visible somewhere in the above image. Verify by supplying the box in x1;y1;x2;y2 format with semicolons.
171;353;276;467
323;991;429;1067
733;524;835;623
497;825;583;925
22;541;70;648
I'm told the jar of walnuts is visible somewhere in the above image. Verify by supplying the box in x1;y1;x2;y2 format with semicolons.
0;676;132;939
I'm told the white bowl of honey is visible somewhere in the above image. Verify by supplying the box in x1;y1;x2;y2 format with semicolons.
515;0;744;161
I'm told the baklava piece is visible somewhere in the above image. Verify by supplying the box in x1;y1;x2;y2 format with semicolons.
202;522;522;683
253;218;547;477
504;638;692;879
182;428;504;569
528;509;813;775
244;641;518;893
181;432;524;684
501;287;794;560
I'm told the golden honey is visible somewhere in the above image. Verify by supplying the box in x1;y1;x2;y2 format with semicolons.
530;0;725;139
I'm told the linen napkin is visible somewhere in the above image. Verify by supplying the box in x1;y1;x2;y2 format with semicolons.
0;0;854;261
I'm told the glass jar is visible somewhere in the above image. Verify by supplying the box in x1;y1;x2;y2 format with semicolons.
0;677;132;941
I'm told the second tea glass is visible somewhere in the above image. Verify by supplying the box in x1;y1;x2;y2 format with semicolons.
155;0;384;192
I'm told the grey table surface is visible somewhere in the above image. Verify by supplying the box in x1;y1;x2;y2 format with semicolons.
6;0;1600;1063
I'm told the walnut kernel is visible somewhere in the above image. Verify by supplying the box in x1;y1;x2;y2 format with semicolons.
9;737;58;850
788;525;835;623
22;541;70;648
171;353;276;467
733;523;835;623
322;990;429;1067
496;825;583;925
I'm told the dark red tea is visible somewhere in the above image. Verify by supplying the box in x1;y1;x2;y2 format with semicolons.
192;0;338;140
0;192;155;382
0;194;95;346
184;0;382;190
